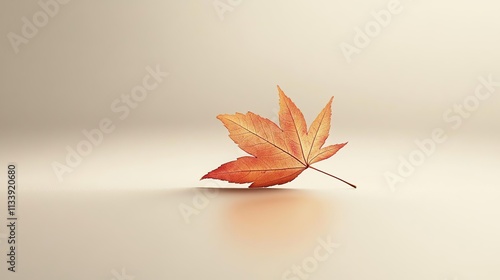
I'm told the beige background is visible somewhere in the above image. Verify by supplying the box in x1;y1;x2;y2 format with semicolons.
0;0;499;279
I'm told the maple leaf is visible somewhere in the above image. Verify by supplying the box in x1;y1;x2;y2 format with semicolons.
201;86;355;188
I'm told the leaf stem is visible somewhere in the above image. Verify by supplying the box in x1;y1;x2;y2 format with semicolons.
309;166;356;188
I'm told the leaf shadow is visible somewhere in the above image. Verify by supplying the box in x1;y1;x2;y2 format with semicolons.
211;187;338;257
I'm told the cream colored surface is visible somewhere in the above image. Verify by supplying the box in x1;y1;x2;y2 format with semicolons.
0;0;500;279
3;186;500;280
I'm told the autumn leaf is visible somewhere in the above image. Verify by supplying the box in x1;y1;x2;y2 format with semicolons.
201;86;355;188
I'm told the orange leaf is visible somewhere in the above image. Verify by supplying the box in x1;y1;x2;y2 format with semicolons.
201;86;355;188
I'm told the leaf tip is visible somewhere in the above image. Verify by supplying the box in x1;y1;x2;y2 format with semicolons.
216;114;225;120
277;85;286;98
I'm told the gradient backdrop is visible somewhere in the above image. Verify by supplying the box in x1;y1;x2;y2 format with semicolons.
1;0;499;279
